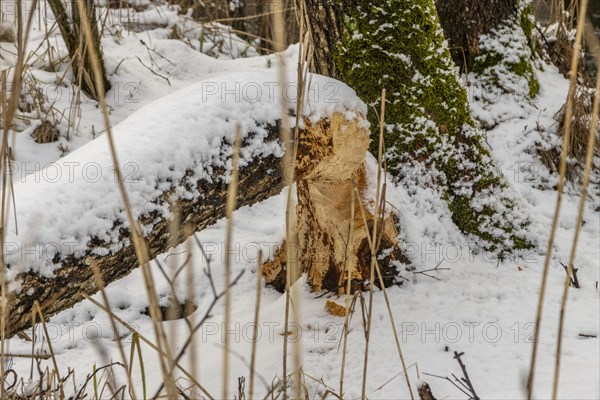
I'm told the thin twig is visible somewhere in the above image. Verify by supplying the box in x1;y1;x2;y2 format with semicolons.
136;55;171;85
453;352;479;400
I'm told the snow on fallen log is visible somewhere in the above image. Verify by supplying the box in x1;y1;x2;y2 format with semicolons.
3;70;367;337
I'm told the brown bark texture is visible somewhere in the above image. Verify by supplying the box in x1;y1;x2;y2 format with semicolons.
435;0;518;68
296;0;343;78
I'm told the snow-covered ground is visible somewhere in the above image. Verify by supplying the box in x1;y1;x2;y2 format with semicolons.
2;4;599;399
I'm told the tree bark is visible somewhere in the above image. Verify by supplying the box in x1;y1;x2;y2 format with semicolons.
47;0;111;100
296;0;342;78
435;0;518;70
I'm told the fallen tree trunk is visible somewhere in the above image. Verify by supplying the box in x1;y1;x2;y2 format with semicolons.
3;71;369;337
5;144;283;337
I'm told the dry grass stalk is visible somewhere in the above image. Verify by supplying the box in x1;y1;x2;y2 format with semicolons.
249;250;264;400
288;1;309;398
527;1;590;398
272;0;298;397
551;22;600;400
32;302;64;398
81;291;215;399
353;185;413;400
72;0;177;396
90;261;137;399
184;224;198;385
166;200;182;389
1;1;39;396
339;180;356;399
361;88;386;400
223;125;242;400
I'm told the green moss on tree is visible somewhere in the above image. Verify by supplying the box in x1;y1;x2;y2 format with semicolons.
335;0;531;256
520;3;534;39
472;1;540;100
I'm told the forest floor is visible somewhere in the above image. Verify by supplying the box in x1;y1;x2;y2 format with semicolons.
2;4;599;399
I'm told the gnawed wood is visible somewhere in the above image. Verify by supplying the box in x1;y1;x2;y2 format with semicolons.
263;113;407;292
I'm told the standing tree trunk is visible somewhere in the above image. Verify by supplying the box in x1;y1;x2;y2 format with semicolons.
296;0;342;78
47;0;111;100
298;0;532;256
435;0;518;70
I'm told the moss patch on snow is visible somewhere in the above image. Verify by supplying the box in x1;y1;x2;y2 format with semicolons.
335;0;531;256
